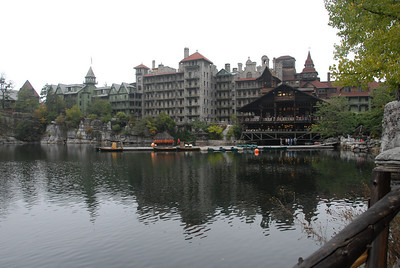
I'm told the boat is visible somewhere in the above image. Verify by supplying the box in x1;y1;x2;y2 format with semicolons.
262;146;287;151
97;142;123;152
153;146;177;152
231;147;239;153
207;147;226;153
177;144;200;151
177;146;200;151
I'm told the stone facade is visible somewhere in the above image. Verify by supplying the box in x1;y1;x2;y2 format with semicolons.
48;48;379;126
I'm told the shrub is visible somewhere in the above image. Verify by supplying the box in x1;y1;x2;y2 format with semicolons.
88;114;97;120
207;124;223;140
112;124;121;133
101;114;111;123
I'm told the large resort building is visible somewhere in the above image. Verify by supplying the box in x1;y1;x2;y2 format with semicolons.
49;48;379;134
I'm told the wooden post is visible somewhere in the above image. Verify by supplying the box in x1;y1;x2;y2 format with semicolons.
294;187;400;268
366;168;391;268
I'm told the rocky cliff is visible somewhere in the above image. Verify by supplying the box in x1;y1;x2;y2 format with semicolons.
0;112;39;144
41;118;153;146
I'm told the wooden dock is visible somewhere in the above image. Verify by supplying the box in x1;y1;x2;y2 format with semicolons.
114;144;335;152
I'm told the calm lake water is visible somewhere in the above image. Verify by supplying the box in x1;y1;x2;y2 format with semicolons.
0;145;375;267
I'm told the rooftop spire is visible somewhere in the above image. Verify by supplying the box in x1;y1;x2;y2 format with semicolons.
85;67;97;85
302;51;317;74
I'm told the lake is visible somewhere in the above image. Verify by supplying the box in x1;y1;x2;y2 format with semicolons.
0;145;375;267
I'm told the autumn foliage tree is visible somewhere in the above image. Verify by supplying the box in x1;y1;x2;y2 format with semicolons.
325;0;400;99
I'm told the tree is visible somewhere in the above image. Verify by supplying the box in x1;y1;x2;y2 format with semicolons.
312;97;357;138
155;112;176;134
65;105;83;129
357;86;395;137
15;119;45;142
227;115;242;140
0;73;14;110
115;112;129;127
207;124;224;140
325;0;400;99
192;118;208;132
134;115;155;137
15;87;39;113
87;99;112;118
44;88;66;122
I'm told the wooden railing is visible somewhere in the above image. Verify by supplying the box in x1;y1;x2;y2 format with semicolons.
294;166;400;268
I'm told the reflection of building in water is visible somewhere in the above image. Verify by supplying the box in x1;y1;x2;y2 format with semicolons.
133;152;324;238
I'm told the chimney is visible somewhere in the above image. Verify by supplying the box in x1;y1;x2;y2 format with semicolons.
238;63;243;72
184;47;189;59
225;63;231;72
152;60;155;69
327;72;331;82
233;67;238;73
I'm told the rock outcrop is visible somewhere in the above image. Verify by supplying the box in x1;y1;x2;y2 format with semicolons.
41;118;153;146
0;112;41;143
375;101;400;168
340;137;380;155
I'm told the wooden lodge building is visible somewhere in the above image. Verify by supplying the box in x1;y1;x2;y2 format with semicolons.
238;84;323;145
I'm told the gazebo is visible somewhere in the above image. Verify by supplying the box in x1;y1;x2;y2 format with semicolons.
153;132;174;146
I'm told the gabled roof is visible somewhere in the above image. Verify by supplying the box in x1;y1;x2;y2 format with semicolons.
216;68;234;76
47;85;58;94
110;83;121;94
238;84;324;113
19;80;39;98
180;52;213;64
118;82;135;94
20;80;34;91
257;66;281;83
134;64;150;69
301;80;332;89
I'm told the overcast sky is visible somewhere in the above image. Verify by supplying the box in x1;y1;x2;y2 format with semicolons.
2;0;340;93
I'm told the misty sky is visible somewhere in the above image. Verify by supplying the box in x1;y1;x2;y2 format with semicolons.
2;0;339;92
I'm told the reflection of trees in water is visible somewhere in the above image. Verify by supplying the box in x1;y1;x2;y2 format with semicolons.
0;146;374;238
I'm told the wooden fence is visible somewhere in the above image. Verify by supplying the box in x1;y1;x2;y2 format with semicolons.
294;167;400;268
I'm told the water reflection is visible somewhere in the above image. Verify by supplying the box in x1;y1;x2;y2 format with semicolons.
0;145;374;239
